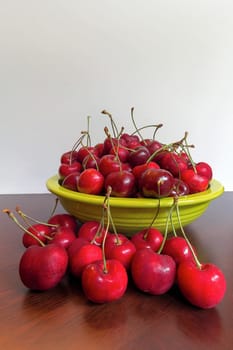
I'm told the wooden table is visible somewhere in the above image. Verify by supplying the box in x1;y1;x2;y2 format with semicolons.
1;192;233;350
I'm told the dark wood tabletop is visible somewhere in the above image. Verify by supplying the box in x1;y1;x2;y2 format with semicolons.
1;192;233;350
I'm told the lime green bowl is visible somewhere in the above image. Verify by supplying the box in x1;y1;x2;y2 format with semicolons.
46;175;224;236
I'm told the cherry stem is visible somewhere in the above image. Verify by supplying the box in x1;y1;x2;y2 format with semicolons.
157;200;176;254
86;116;91;147
130;107;144;142
104;127;122;172
3;209;46;246
49;197;59;218
16;206;58;234
143;198;161;239
175;200;202;269
130;123;163;141
101;109;118;138
101;187;113;273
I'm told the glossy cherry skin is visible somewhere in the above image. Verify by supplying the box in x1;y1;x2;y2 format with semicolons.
68;243;102;278
99;154;122;177
128;146;150;167
82;154;100;170
131;228;164;252
81;259;128;303
131;248;176;295
160;152;188;177
177;260;227;309
78;221;107;246
104;233;136;270
181;168;209;193
146;140;162;156
162;236;195;265
48;227;77;250
104;170;136;197
22;224;52;247
140;168;174;198
19;243;68;291
169;178;189;197
48;213;78;233
60;150;79;164
132;161;160;182
77;168;104;195
195;162;213;181
58;161;82;180
76;146;98;163
61;172;80;191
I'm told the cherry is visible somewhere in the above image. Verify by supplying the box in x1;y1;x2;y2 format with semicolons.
99;154;122;177
131;227;164;252
22;223;52;247
61;172;80;191
177;260;226;309
162;236;195;265
169;178;189;197
132;161;160;182
48;227;76;250
110;145;129;163
104;170;136;197
104;233;136;270
48;213;78;233
68;242;102;278
160;152;188;177
81;259;128;303
78;221;107;245
76;146;98;163
140;168;174;198
131;248;176;295
195;162;213;181
58;161;82;180
19;243;68;291
60;150;79;164
128;146;150;167
77;168;104;195
181;168;209;193
82;153;100;170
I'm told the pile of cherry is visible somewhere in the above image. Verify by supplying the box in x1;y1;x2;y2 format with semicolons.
58;110;213;198
3;110;226;309
4;206;226;309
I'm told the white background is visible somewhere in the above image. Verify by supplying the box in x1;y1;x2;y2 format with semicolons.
1;0;233;194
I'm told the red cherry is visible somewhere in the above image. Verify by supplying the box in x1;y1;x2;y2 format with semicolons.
81;259;128;303
169;178;190;197
177;260;226;309
99;154;122;177
22;223;51;248
60;150;79;164
181;168;209;194
195;162;213;181
77;168;104;195
131;227;163;252
61;172;80;191
128;146;150;167
76;146;98;163
78;221;107;245
104;170;136;197
140;168;174;198
58;162;82;180
48;227;76;250
68;243;102;278
48;213;78;233
104;233;136;270
162;236;195;265
131;248;176;295
160;152;188;177
19;243;68;291
132;161;160;181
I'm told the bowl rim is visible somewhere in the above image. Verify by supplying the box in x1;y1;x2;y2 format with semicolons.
46;175;224;208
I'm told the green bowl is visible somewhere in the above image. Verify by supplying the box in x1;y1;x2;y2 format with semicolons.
46;175;224;236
